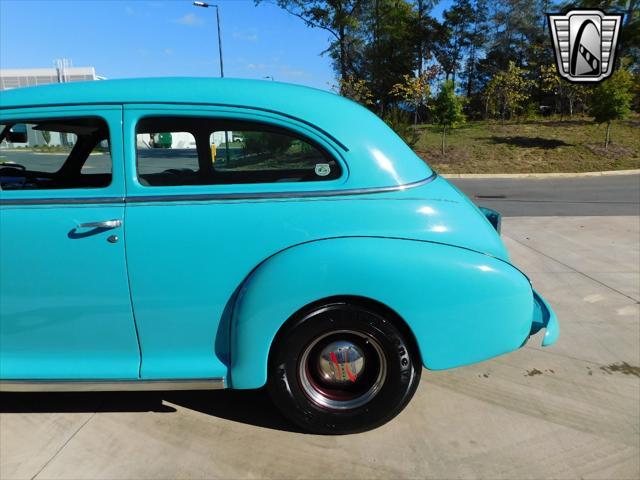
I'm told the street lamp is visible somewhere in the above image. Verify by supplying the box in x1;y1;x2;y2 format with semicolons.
193;2;224;78
193;1;229;165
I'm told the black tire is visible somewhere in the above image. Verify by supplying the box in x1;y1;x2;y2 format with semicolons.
267;301;421;434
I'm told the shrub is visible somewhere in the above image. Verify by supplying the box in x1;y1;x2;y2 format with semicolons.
383;108;420;148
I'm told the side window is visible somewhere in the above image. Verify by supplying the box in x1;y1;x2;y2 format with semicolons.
135;117;340;187
136;131;199;186
0;117;112;190
82;139;112;175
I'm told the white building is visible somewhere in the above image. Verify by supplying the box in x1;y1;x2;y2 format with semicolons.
0;64;103;148
0;65;102;91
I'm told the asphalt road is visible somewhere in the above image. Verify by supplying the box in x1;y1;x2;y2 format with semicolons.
449;174;640;217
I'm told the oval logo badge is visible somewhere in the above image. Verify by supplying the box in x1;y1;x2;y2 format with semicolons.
315;163;331;177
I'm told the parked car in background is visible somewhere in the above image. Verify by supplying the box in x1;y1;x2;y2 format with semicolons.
0;78;558;434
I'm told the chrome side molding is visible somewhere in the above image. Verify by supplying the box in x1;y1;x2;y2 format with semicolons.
0;378;225;392
0;173;438;206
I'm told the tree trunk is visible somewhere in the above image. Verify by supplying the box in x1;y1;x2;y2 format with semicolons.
414;107;418;125
441;126;446;155
569;98;574;118
466;45;475;99
417;0;424;76
605;121;611;150
338;25;347;81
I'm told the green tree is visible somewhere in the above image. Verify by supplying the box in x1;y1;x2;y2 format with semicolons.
476;0;550;105
434;0;474;83
484;61;533;121
462;0;489;99
360;0;418;114
432;80;465;154
541;64;588;118
333;74;374;106
389;66;439;124
412;0;440;76
631;70;640;111
588;68;634;150
258;1;364;80
383;108;420;147
41;130;51;146
267;0;418;116
486;0;547;69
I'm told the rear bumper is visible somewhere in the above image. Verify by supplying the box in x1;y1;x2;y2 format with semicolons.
530;290;559;347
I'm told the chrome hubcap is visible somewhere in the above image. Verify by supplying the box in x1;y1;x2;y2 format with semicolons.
317;340;366;385
298;330;387;410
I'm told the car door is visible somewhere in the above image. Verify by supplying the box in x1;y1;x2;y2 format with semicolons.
122;105;346;382
0;106;141;380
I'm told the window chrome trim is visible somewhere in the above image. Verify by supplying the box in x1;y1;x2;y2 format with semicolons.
2;101;349;151
0;173;436;206
0;378;225;392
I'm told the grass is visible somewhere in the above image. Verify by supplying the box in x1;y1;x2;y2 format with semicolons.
20;145;73;153
413;114;640;173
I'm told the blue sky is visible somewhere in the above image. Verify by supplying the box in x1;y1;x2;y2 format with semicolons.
0;0;449;91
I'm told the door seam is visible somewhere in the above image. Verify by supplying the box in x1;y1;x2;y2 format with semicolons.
120;104;144;378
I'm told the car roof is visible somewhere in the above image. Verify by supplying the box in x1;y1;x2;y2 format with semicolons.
0;78;432;188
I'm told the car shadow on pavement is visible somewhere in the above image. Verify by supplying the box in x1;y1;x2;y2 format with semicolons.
164;389;304;433
0;389;303;433
0;391;175;414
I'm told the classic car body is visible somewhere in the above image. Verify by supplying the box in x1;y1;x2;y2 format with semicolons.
0;78;558;433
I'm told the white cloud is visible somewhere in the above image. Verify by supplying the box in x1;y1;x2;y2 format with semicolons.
125;6;135;16
235;59;310;82
245;63;270;71
280;66;310;79
164;48;174;56
232;30;258;42
176;13;203;26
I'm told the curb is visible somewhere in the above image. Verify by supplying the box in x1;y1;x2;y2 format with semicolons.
441;169;640;179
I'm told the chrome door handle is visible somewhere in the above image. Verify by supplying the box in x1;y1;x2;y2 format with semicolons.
77;219;122;229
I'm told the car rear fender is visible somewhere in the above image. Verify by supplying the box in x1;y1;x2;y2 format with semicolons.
229;237;534;389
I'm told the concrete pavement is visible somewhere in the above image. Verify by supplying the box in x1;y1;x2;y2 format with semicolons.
1;215;638;479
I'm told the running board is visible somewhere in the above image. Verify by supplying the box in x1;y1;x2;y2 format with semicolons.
0;378;225;392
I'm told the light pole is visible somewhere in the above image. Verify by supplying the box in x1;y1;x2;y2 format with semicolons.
193;1;229;165
193;2;224;78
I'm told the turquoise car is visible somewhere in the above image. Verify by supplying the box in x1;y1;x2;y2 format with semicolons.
0;78;558;434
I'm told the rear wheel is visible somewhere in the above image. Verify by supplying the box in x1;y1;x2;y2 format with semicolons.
267;302;421;434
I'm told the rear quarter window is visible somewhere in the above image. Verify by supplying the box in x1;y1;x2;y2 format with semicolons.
135;117;341;187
